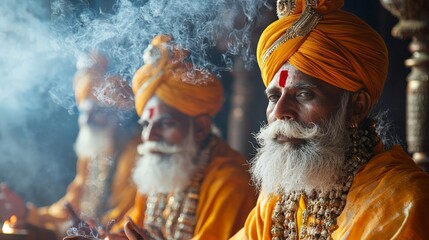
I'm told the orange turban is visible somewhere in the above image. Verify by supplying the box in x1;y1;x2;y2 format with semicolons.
257;0;388;107
73;51;133;110
132;35;224;117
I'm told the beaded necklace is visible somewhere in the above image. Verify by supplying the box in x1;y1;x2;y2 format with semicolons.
81;151;118;220
144;137;216;240
271;119;380;240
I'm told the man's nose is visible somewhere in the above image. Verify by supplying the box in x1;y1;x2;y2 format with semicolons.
273;94;296;121
141;122;161;142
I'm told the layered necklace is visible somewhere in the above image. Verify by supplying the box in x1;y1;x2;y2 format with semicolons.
81;150;119;220
144;137;216;240
271;119;380;240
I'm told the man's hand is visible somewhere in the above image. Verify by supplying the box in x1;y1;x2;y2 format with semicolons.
0;183;27;222
123;217;148;240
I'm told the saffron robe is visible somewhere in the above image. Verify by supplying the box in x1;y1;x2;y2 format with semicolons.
231;143;429;239
123;137;257;240
26;136;140;238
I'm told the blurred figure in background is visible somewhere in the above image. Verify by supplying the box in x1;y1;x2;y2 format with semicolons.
0;51;141;238
102;35;256;240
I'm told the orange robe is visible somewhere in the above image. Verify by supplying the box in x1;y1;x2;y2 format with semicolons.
26;136;140;238
123;137;257;240
231;143;429;239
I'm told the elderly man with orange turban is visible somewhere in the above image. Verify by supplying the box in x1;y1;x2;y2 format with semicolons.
231;0;429;239
96;35;257;240
0;51;141;239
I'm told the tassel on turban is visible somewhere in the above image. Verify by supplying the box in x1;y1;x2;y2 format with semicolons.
132;35;224;117
257;0;388;108
73;51;134;110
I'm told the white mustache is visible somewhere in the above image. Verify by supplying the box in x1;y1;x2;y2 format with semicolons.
137;141;182;155
257;120;322;143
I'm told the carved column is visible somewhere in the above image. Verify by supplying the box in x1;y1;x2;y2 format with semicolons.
380;0;429;172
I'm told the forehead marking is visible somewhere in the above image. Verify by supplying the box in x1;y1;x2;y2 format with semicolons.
148;107;155;119
279;70;288;88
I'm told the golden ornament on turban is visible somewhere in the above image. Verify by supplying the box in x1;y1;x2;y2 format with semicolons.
258;0;388;108
73;51;133;110
132;34;224;117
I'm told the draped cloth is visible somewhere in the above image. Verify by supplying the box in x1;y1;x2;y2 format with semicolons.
26;136;140;238
25;52;139;238
122;136;257;240
230;143;429;239
257;0;388;108
132;35;224;117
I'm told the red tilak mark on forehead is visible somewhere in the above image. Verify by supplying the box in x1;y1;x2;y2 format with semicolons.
148;108;155;119
279;70;288;88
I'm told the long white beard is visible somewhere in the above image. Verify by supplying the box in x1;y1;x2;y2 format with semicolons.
250;97;350;196
132;131;199;194
74;125;113;158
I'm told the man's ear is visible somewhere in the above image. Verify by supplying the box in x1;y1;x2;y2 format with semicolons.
348;89;372;125
193;115;212;143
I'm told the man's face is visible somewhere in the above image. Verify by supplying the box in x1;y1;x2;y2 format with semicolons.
250;63;352;195
139;96;192;149
75;100;118;157
133;96;198;193
78;99;119;130
265;63;345;141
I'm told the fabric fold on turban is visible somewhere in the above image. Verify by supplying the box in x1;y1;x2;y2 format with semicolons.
257;0;388;107
132;35;224;117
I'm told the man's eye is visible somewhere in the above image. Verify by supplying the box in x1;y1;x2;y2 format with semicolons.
139;120;149;128
160;120;178;128
267;94;280;103
296;91;313;100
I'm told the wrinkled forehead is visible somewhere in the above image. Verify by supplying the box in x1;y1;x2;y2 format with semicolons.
140;97;162;121
141;105;157;121
78;99;118;118
268;63;301;89
140;95;189;122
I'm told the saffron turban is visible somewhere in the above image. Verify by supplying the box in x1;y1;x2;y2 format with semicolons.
73;51;134;110
132;35;224;117
257;0;388;107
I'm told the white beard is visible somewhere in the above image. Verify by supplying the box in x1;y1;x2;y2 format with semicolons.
250;96;351;196
132;130;199;194
74;125;113;158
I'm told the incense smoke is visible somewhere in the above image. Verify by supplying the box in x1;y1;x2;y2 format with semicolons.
0;0;272;205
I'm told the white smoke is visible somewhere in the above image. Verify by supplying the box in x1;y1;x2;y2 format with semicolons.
0;0;272;205
51;0;273;78
0;0;77;205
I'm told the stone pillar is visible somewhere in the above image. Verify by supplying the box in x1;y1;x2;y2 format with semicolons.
228;57;253;156
225;8;277;160
380;0;429;172
227;56;267;160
